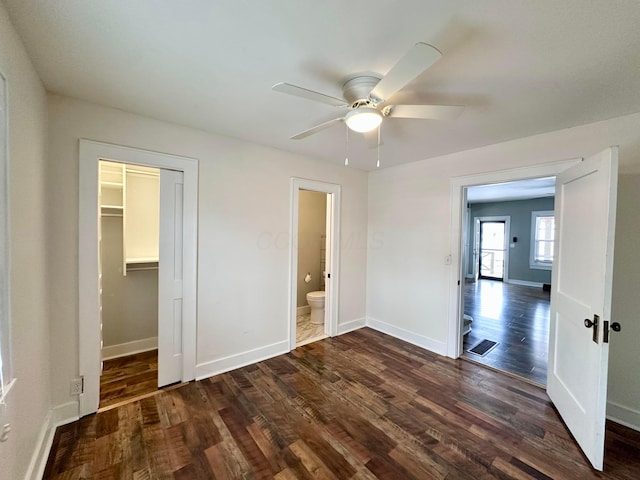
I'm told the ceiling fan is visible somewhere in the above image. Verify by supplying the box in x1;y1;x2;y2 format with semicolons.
273;42;464;141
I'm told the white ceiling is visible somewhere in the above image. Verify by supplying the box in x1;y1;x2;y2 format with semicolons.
467;177;556;204
5;1;640;170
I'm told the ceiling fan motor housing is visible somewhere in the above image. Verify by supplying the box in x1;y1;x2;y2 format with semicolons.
342;75;381;108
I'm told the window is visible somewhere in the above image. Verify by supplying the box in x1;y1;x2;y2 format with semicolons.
530;210;555;270
0;72;12;402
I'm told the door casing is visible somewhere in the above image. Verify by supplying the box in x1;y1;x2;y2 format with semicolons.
78;140;198;417
289;178;341;350
447;159;580;359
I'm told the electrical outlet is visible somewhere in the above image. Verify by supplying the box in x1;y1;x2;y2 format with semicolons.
0;423;10;442
70;377;83;396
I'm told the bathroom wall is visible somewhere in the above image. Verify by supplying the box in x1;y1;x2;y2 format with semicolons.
466;197;555;284
100;215;158;354
297;190;327;307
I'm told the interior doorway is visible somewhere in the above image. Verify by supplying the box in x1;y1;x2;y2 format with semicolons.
460;181;555;385
289;178;341;350
98;160;160;409
78;140;198;417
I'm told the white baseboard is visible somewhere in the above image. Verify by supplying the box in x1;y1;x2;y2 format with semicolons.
296;305;310;316
366;317;448;356
25;401;79;480
101;336;158;360
195;340;289;381
506;279;544;288
337;317;366;335
607;400;640;432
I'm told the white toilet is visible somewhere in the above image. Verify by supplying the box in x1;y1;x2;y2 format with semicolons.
306;291;325;325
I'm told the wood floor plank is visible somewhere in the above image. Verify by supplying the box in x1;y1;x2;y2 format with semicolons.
45;328;640;479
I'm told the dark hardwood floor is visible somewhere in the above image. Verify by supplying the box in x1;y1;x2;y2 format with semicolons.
100;349;159;409
463;279;550;385
44;328;639;479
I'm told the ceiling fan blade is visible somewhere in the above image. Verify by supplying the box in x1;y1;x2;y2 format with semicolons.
290;117;344;140
369;43;442;103
363;129;383;149
272;82;347;107
386;104;464;120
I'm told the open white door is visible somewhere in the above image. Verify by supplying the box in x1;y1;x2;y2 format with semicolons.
158;169;184;387
547;147;618;470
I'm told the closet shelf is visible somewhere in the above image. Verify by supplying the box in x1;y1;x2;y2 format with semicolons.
100;181;123;188
126;259;159;272
101;205;124;216
126;257;159;264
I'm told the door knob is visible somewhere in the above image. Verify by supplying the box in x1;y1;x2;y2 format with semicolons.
584;318;595;328
611;322;621;332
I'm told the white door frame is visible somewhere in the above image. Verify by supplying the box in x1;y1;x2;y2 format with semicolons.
447;159;580;358
474;216;511;282
289;178;341;350
78;140;198;416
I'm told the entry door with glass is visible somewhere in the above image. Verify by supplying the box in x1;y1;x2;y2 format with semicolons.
479;221;506;280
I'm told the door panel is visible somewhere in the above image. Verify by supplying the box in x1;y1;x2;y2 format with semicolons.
547;147;618;470
158;169;184;387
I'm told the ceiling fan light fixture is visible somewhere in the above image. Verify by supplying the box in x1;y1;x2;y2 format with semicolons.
345;107;382;133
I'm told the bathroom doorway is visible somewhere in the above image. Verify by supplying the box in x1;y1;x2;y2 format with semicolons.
289;179;341;349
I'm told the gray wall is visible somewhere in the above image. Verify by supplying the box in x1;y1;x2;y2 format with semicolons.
608;174;640;421
101;216;158;347
297;190;326;307
467;197;555;284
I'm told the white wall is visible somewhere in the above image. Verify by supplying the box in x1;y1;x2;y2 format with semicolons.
367;112;640;424
0;3;51;479
608;174;640;429
47;94;368;408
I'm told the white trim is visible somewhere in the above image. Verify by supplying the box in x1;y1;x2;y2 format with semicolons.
296;305;311;316
367;317;448;356
506;278;544;288
529;210;555;270
447;159;582;359
607;401;640;433
473;215;511;282
25;402;79;480
0;71;14;403
101;337;158;360
79;140;198;417
289;179;341;351
337;318;366;335
195;340;289;380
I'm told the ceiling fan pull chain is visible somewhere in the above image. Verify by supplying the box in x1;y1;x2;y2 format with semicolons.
376;126;381;168
344;125;349;166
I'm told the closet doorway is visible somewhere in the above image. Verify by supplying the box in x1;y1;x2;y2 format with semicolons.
98;161;162;408
79;140;198;417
